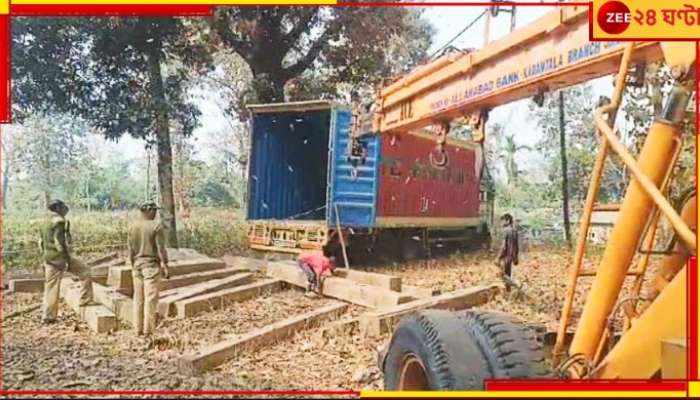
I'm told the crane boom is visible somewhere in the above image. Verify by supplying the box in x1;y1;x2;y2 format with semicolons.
372;5;663;135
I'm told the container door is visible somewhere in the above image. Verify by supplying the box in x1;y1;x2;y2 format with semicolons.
327;108;380;228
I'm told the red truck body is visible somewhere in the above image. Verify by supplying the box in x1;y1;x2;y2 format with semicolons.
245;101;491;256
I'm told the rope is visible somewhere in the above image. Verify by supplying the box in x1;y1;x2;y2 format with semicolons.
285;205;327;220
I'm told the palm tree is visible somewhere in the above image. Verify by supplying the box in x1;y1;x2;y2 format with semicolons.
499;134;530;186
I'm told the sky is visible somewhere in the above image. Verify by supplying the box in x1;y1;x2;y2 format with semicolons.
86;5;615;174
422;5;612;168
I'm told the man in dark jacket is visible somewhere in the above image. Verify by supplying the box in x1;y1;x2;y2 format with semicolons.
496;213;519;283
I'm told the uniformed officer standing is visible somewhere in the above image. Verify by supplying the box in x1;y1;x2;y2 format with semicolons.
128;202;169;336
39;199;94;324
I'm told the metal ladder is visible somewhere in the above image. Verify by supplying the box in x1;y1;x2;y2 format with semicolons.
551;43;689;367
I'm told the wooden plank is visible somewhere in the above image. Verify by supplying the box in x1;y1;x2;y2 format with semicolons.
87;252;119;267
333;269;401;292
401;285;441;299
167;248;206;262
359;284;500;337
106;260;230;295
157;273;253;317
160;267;249;291
60;278;117;333
8;279;44;293
267;261;414;309
91;257;127;277
222;255;267;272
107;266;133;296
175;279;283;318
93;276;108;286
92;282;134;326
166;259;227;276
179;302;348;373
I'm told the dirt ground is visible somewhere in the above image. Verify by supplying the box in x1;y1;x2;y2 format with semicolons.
2;245;660;393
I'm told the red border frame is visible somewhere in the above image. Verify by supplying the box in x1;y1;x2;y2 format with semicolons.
0;1;697;397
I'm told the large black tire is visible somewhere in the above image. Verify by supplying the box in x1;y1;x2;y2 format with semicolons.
382;310;550;391
458;310;550;379
383;310;490;390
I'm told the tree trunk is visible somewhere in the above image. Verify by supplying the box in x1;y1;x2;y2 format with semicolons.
147;42;179;248
558;90;572;248
251;71;286;103
145;146;151;202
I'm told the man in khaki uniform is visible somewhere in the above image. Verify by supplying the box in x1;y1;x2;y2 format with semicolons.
128;202;169;336
39;199;94;324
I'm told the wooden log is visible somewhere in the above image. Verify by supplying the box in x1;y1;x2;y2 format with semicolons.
160;267;249;291
91;257;127;278
93;276;108;286
333;269;401;292
107;266;133;296
267;261;413;309
8;279;44;293
92;282;134;326
167;248;205;261
179;302;348;373
100;258;224;278
401;285;441;299
165;259;227;276
60;278;117;333
87;252;119;267
107;261;233;296
157;273;253;317
222;255;267;272
175;279;283;319
359;284;500;337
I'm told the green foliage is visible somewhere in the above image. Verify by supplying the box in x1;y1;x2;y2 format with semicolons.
499;134;530;186
3;208;249;273
621;63;695;203
4;113;91;208
529;84;626;206
208;7;433;104
194;180;239;208
12;17;211;139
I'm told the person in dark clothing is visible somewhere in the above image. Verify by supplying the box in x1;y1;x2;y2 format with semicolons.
496;213;519;283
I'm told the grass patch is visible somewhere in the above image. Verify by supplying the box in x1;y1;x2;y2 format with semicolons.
3;207;249;273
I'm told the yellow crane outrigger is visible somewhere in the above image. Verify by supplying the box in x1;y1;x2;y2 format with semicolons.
364;4;696;385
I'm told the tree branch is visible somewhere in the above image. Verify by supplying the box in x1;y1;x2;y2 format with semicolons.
210;12;254;62
283;8;319;48
282;29;330;79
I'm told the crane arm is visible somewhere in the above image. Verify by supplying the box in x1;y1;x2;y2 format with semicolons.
369;5;667;136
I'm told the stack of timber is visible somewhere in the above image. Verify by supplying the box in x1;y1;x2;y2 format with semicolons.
59;248;271;333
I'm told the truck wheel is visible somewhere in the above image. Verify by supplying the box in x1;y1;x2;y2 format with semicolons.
458;310;550;379
399;231;424;262
383;310;490;390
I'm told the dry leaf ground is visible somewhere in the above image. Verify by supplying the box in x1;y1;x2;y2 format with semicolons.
2;245;666;393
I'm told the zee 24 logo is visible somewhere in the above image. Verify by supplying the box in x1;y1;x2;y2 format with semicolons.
597;1;633;34
597;0;700;34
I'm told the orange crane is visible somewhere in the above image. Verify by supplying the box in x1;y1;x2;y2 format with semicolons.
361;4;696;387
